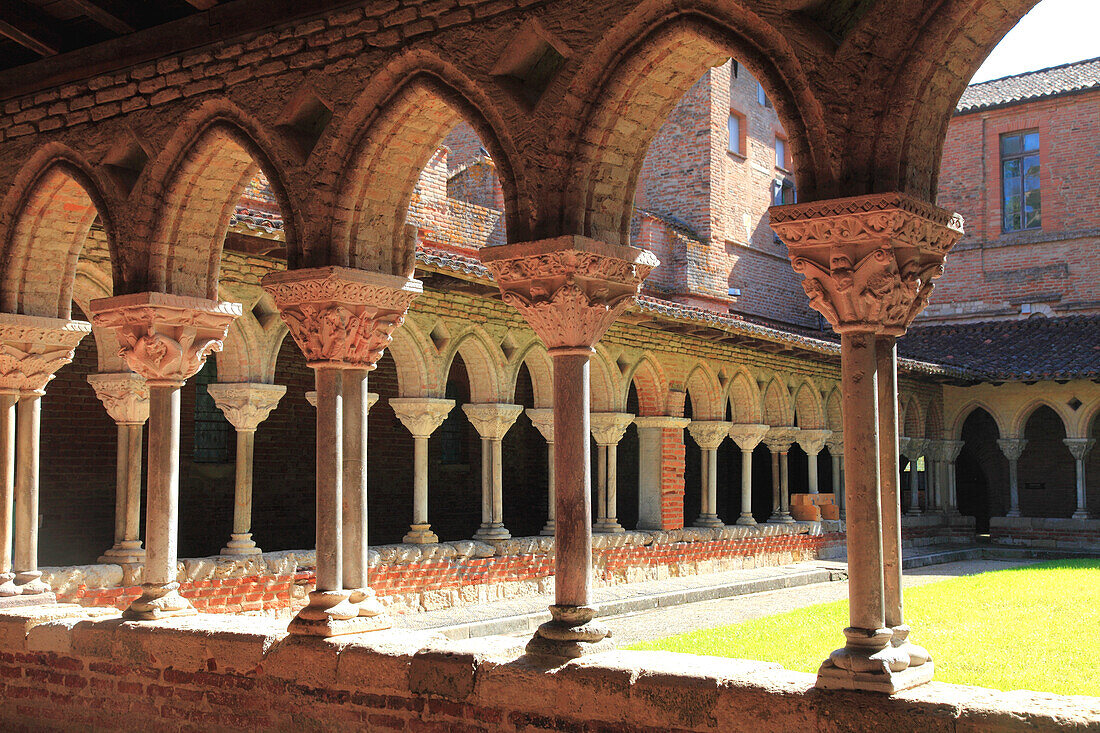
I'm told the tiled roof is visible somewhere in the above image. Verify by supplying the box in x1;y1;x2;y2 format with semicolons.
957;57;1100;113
900;315;1100;381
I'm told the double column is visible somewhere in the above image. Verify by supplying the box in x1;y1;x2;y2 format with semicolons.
1064;438;1095;519
481;235;657;659
771;192;962;692
391;398;454;544
797;429;832;494
0;314;91;599
463;403;523;541
825;432;845;519
262;266;420;636
763;427;799;523
526;409;557;536
728;424;769;526
207;383;286;555
90;293;239;619
590;412;634;533
903;438;927;515
88;373;149;564
687;421;732;528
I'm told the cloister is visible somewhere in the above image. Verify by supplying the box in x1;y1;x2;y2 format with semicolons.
0;0;1096;729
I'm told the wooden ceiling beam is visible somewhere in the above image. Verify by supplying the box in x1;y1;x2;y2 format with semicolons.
0;2;65;57
68;0;135;35
183;0;220;10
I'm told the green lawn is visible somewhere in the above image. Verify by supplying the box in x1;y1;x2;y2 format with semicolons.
628;560;1100;696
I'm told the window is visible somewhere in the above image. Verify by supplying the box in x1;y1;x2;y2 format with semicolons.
774;136;788;170
731;60;739;78
757;83;770;107
727;112;745;156
1001;131;1040;231
193;357;232;463
772;178;796;206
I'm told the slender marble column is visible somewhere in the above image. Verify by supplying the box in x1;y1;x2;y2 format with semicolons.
931;441;950;515
997;437;1026;518
825;433;845;520
590;412;634;533
12;392;48;594
905;438;926;515
729;424;769;526
943;440;965;516
687;421;732;527
464;403;523;540
208;383;286;556
525;408;557;536
764;427;799;523
1064;438;1095;519
89;373;149;564
391;397;455;544
0;392;15;596
898;436;912;510
797;429;832;495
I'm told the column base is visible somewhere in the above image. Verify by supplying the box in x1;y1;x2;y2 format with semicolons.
1006;509;1021;518
767;512;795;524
402;524;439;545
592;519;625;534
1072;510;1091;520
525;605;614;660
220;534;262;556
693;515;725;529
473;523;512;541
0;592;56;609
348;587;393;622
817;659;934;694
15;571;51;596
98;540;146;565
907;508;922;516
123;582;197;621
735;515;757;527
0;572;20;597
891;625;932;667
288;589;390;636
540;520;556;536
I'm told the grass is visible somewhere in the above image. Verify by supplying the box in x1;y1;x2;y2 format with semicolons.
628;560;1100;696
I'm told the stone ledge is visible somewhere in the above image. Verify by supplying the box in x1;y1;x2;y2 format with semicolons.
0;608;1095;731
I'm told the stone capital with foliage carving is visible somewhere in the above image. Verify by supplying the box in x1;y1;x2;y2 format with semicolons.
589;412;635;446
769;193;963;335
1063;438;1095;462
525;408;555;444
796;428;833;456
687;420;732;450
480;236;658;350
728;423;770;451
87;372;149;425
89;293;241;386
763;426;801;453
207;383;287;432
996;437;1027;462
824;431;844;456
462;403;523;440
390;397;455;438
262;267;422;370
0;313;91;394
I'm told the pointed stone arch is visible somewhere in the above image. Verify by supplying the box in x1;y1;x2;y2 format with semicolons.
762;377;793;427
386;319;440;399
727;369;762;424
589;346;618;413
684;362;723;420
924;399;945;440
824;387;842;433
1011;398;1075;439
622;354;667;417
903;397;923;438
442;328;503;404
951;400;1009;441
508;340;554;409
792;380;824;429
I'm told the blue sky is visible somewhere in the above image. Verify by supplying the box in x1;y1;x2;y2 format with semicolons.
971;0;1100;83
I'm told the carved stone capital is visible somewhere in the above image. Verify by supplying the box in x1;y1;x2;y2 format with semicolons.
727;423;770;451
633;416;690;431
770;193;963;334
390;397;455;438
0;313;91;394
88;293;241;385
897;436;912;457
942;439;966;462
924;439;948;461
825;431;844;455
905;437;927;459
480;236;658;350
261;267;422;370
997;437;1027;462
525;408;555;443
687;421;732;450
1063;438;1096;462
87;372;149;425
461;403;523;440
589;412;635;446
207;383;286;431
763;426;800;453
796;428;833;456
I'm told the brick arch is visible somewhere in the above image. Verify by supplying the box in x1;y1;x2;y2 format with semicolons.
386;320;440;399
0;146;117;319
442;329;503;404
558;9;828;243
327;64;526;276
509;341;553;409
762;377;793;427
727;369;762;424
824;388;843;433
903;396;924;438
951;400;1008;441
215;289;288;385
589;347;618;413
136;108;299;299
684;363;723;421
622;354;667;416
792;380;824;429
1011;398;1076;439
924;399;945;440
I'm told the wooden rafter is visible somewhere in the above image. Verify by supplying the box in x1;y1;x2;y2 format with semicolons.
183;0;220;10
0;1;64;57
67;0;135;35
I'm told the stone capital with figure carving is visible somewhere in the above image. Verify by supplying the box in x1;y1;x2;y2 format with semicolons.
462;403;523;440
687;421;732;450
390;397;455;439
0;313;91;394
261;267;422;370
769;193;963;335
589;412;635;446
88;372;149;425
763;426;801;453
207;383;287;432
796;428;833;456
88;293;241;386
479;236;658;350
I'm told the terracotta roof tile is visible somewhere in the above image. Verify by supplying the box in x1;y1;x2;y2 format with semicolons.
957;57;1100;113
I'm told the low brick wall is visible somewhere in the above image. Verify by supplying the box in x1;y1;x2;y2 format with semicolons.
0;606;1095;732
902;514;977;550
990;517;1100;552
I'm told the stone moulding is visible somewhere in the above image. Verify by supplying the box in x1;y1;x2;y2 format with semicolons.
0;313;92;393
479;235;659;349
769;192;964;335
261;266;422;369
88;292;241;384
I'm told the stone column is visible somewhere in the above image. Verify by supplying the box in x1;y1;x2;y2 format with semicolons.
481;235;657;658
764;427;799;523
590;412;634;533
997;437;1026;518
771;192;961;692
89;373;150;564
1064;438;1095;519
0;315;91;600
903;438;925;515
930;440;949;514
207;383;286;555
825;432;845;519
728;424;769;526
526;408;557;536
797;429;832;495
943;440;965;515
463;403;523;541
687;421;732;527
262;266;420;636
390;397;454;544
897;436;912;510
90;294;239;618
